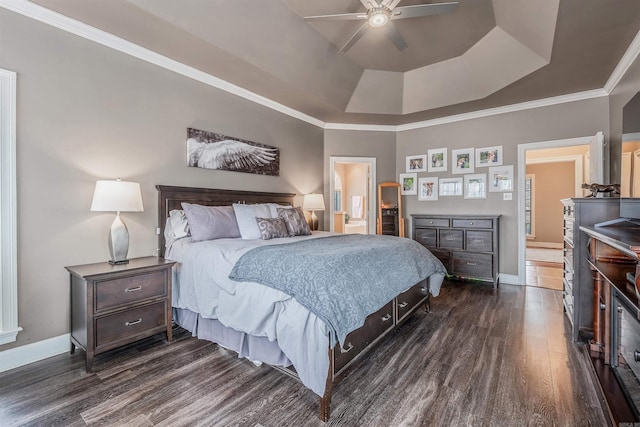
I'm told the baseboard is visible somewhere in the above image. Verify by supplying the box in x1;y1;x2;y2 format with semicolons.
499;273;521;285
526;242;563;249
0;333;70;373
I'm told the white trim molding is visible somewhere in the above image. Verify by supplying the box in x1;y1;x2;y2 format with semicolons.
0;68;20;345
0;334;69;372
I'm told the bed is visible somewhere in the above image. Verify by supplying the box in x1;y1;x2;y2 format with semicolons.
156;185;446;421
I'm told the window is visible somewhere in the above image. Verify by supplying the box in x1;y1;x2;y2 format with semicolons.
525;174;535;239
0;69;20;345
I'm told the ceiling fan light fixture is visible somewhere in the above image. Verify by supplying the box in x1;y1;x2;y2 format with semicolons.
368;8;390;27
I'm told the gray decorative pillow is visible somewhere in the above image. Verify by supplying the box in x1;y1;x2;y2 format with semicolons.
255;217;289;240
181;203;241;242
278;206;312;236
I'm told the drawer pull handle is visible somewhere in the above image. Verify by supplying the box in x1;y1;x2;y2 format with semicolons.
420;287;427;292
618;306;623;313
429;221;433;224
125;286;142;293
469;222;473;225
466;262;477;266
600;303;606;310
635;350;640;363
398;302;408;308
381;313;392;321
341;342;353;353
125;318;142;326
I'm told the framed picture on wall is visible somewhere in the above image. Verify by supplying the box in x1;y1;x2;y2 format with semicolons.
439;177;463;196
452;148;475;174
464;174;487;199
476;145;503;167
406;154;427;172
488;165;514;192
418;177;439;201
400;173;417;195
427;148;447;172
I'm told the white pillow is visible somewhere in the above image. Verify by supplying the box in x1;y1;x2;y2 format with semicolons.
233;203;274;239
164;209;190;248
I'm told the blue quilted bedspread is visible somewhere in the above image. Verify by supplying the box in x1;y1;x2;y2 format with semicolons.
228;234;447;347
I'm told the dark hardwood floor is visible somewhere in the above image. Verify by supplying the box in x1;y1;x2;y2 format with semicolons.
0;280;606;426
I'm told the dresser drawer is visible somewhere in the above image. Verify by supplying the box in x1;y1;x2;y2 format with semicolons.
414;229;437;247
465;231;493;252
95;270;167;312
95;301;167;349
452;252;493;279
414;218;449;228
396;282;428;323
333;301;394;374
439;229;464;249
429;248;451;271
452;219;494;229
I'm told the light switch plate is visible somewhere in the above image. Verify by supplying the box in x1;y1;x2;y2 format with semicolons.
503;193;513;200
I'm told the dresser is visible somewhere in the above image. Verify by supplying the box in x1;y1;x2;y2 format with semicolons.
411;214;500;287
65;256;176;372
560;198;619;342
581;219;640;425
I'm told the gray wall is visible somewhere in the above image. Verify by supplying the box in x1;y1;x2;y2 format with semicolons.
0;9;323;350
396;97;610;276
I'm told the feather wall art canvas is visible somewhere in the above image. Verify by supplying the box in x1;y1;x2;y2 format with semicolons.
187;128;280;176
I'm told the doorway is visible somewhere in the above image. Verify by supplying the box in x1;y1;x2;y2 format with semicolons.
517;132;605;286
329;157;377;234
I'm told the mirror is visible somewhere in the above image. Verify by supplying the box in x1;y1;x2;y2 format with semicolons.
621;92;640;219
376;182;404;237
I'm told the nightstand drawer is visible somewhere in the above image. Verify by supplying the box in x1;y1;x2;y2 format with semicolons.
95;301;167;349
95;270;167;312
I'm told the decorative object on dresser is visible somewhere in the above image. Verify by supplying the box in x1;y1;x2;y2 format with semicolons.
377;182;404;237
581;182;621;197
90;179;144;265
560;198;620;342
580;216;640;425
412;214;500;287
65;256;175;372
303;193;325;231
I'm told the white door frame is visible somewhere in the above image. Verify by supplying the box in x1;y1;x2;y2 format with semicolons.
329;157;377;234
517;132;605;285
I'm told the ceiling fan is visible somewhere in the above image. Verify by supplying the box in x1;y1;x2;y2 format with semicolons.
304;0;459;53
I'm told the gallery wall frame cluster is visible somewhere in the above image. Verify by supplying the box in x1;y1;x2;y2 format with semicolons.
401;146;514;201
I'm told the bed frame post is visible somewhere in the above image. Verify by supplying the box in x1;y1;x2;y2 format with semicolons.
320;347;334;421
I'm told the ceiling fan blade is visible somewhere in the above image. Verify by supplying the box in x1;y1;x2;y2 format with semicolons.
384;0;404;10
304;12;367;22
385;22;408;51
360;0;380;9
340;22;371;53
392;2;458;20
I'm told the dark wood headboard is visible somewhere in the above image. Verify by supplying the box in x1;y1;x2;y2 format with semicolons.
156;185;296;257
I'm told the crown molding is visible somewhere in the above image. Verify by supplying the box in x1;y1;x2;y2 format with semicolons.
0;0;326;128
604;29;640;94
0;1;637;133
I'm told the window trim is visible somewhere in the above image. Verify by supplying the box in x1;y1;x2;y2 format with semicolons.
0;69;20;345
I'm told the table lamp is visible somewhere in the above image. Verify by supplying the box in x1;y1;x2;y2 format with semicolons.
90;179;144;264
303;193;325;231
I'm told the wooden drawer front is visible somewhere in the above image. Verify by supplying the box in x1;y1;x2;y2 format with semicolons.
429;248;451;271
465;231;493;252
452;252;493;279
95;301;166;349
451;219;494;229
95;270;166;312
396;282;428;322
414;229;437;247
414;218;449;228
333;301;394;373
439;230;464;249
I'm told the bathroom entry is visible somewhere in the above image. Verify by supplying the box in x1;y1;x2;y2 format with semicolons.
329;157;377;234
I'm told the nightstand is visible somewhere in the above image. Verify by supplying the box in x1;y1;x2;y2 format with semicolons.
65;256;176;372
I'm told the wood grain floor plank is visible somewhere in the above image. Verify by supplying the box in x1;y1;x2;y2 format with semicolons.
0;281;608;426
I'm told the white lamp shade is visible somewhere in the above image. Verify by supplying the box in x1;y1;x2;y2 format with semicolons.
303;193;325;211
90;180;144;212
